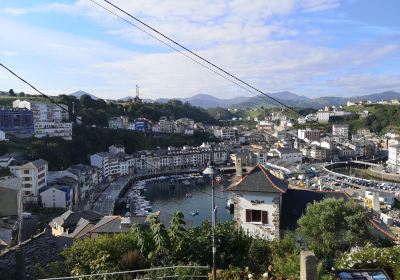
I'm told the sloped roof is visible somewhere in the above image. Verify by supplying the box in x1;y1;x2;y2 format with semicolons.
50;210;103;229
227;164;288;193
89;216;146;234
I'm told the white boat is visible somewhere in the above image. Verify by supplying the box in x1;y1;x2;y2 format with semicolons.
182;180;191;186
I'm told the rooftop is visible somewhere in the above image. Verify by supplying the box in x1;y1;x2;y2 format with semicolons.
227;164;288;193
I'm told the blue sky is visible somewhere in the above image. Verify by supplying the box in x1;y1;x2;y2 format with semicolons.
0;0;399;100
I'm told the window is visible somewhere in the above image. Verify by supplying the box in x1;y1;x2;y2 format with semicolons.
245;209;268;224
24;170;30;174
23;177;31;181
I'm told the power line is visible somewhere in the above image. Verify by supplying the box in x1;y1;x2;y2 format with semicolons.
90;0;300;116
89;0;284;110
0;63;82;121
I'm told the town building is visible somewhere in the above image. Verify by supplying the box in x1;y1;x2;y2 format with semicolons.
90;146;134;180
12;100;72;140
0;154;14;168
332;124;349;139
0;108;34;136
227;164;288;240
133;118;152;132
213;128;236;140
108;116;129;129
40;171;78;208
388;145;400;173
316;111;330;123
227;165;351;240
0;177;22;216
9;159;48;203
297;129;320;142
268;148;303;163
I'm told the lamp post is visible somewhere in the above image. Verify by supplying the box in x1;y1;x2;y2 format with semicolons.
203;161;217;280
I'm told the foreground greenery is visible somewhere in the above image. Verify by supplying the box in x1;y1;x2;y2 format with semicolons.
33;199;397;279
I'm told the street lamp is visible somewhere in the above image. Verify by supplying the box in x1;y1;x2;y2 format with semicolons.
203;161;217;280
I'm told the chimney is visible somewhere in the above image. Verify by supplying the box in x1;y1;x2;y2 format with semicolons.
235;158;243;179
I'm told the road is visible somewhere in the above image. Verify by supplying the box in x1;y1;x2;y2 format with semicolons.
91;176;131;215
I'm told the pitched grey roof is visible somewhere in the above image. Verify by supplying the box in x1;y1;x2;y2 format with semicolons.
227;164;288;193
89;216;146;234
31;159;48;168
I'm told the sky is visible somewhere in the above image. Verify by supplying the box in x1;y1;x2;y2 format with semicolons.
0;0;399;100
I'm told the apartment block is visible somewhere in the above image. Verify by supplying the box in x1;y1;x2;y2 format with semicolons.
9;159;48;203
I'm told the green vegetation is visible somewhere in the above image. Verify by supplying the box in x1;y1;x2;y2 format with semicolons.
344;104;400;134
33;199;396;279
24;126;218;170
298;199;372;259
0;93;218;126
34;213;302;279
56;95;218;126
336;243;400;279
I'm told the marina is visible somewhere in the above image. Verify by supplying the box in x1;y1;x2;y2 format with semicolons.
120;173;233;226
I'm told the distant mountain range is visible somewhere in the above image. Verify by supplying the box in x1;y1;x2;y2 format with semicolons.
68;90;400;109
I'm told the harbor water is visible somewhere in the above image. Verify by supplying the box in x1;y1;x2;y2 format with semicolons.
126;174;234;227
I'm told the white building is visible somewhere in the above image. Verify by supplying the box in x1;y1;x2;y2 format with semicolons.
332;124;349;139
268;148;302;163
0;130;5;141
9;159;48;203
213;128;236;140
13;100;72;140
227;164;288;240
40;186;72;208
90;152;134;180
388;145;400;173
317;111;330;123
109;116;129;129
109;145;125;154
34;122;73;140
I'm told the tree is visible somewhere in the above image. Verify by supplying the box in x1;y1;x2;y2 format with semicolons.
297;198;370;259
8;89;15;96
18;92;25;97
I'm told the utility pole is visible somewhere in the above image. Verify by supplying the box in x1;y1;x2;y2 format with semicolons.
15;189;25;280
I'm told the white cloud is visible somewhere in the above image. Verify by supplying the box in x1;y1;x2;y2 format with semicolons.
0;0;399;100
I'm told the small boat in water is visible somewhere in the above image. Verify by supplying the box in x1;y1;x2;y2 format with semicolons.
190;210;199;216
182;180;191;186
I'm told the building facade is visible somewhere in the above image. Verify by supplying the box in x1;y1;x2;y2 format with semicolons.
9;159;48;203
13;100;72;140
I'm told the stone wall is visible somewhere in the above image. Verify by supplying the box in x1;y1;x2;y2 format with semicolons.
0;230;72;280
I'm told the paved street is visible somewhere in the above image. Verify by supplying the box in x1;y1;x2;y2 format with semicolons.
91;176;131;215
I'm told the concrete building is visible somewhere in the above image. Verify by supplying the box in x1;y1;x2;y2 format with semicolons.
332;124;349;139
268;148;303;163
12;100;72;140
316;111;330;123
213;128;236;140
388;145;400;173
0;177;22;217
298;129;320;142
133;118;152;132
0;155;14;168
0;108;34;135
9;159;48;203
227;165;288;240
40;185;72;208
90;151;134;180
108;116;129;129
